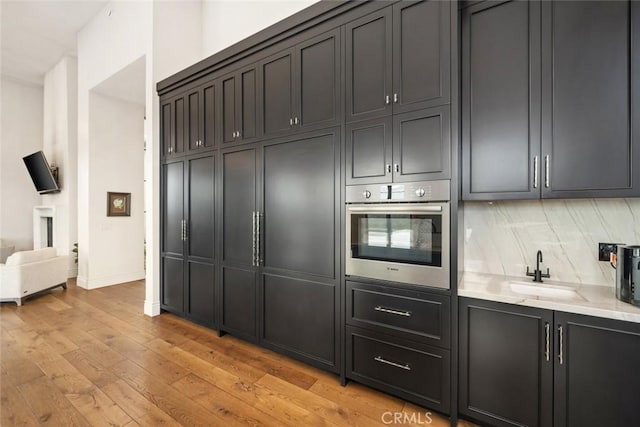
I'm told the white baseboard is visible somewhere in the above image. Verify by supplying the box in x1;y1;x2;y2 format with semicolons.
144;300;161;317
77;275;88;289
85;270;146;290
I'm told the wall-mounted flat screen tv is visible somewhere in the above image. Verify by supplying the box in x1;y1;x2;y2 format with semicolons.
23;151;60;194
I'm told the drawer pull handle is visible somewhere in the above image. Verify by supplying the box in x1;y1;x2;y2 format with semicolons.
374;356;411;371
374;306;411;317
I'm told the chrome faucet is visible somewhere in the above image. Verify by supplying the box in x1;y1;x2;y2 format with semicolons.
526;250;551;283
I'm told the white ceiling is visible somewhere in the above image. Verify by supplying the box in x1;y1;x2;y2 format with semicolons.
1;0;108;86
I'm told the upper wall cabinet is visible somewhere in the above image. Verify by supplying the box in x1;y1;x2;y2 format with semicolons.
220;65;258;146
260;28;341;139
345;0;450;123
463;0;640;200
161;81;217;158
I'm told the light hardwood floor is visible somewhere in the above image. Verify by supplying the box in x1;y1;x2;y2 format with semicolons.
0;279;476;426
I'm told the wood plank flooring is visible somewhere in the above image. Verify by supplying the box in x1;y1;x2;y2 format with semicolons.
0;279;476;426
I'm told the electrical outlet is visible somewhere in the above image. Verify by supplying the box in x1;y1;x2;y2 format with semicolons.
599;242;624;262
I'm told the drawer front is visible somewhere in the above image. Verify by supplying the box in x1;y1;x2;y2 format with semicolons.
347;326;451;414
347;281;450;348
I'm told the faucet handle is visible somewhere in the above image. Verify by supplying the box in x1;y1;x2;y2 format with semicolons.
526;266;534;277
541;267;551;278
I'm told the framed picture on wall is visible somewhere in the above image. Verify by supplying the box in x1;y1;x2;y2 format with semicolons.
107;192;131;216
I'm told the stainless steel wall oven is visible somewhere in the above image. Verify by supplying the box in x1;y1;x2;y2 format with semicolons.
346;180;450;289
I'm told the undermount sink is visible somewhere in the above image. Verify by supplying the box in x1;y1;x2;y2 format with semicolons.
508;281;585;301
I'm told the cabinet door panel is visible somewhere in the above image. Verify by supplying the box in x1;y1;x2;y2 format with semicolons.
555;312;640;427
222;148;256;265
222;76;236;144
263;53;293;135
262;275;336;365
222;266;257;340
393;107;450;182
346;117;392;185
459;298;553;427
162;161;184;255
188;261;214;326
240;69;257;140
174;97;185;155
543;0;638;197
203;84;216;148
162;256;184;312
161;101;172;156
299;30;340;129
393;0;450;112
188;154;214;260
263;133;336;278
346;9;393;122
187;90;199;151
462;0;541;199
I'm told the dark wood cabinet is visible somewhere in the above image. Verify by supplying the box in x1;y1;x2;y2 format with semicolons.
185;82;216;151
261;29;340;138
220;66;258;145
463;0;640;200
161;153;216;327
346;0;450;123
541;0;640;198
554;312;640;427
346;280;451;414
346;106;450;185
221;146;259;341
459;297;553;427
160;96;186;158
460;298;640;427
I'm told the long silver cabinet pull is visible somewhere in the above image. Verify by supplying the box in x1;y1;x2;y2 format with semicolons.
180;219;185;241
374;356;411;371
374;306;412;317
558;325;564;365
289;118;294;126
393;93;398;103
294;117;299;125
385;95;390;105
533;156;539;189
251;212;256;267
545;155;550;188
256;211;262;266
545;322;550;361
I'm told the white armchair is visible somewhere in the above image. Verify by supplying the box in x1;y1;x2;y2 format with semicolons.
0;247;68;305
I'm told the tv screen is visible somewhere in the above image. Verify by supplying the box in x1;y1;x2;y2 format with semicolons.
23;151;60;194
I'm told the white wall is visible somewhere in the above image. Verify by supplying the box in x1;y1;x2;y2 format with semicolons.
87;92;145;287
201;0;316;58
42;56;78;276
0;78;43;251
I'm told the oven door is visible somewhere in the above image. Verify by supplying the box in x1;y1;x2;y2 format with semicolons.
346;203;450;289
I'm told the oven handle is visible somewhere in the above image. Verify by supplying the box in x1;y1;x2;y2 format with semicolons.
347;205;443;213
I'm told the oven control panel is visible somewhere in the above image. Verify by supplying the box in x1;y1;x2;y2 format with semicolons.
346;179;450;203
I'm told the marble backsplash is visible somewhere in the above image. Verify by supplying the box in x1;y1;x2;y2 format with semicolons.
462;198;640;287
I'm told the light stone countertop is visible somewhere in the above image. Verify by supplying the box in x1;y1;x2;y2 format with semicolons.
459;271;640;323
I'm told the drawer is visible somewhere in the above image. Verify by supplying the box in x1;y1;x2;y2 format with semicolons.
346;326;451;414
346;281;450;348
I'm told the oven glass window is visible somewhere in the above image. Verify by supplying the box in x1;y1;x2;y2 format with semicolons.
350;213;442;266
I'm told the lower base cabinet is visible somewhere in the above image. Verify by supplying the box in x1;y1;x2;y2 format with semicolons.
346;280;451;414
459;297;640;427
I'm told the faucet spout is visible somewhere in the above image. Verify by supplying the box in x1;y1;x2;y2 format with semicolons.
526;250;551;283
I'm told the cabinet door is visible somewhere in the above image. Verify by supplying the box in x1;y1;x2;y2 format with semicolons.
554;312;640;427
346;8;393;122
238;67;257;142
221;147;258;340
186;88;200;151
161;96;185;157
392;0;450;113
161;161;185;313
202;82;216;148
173;96;185;156
462;0;541;200
346;117;392;185
160;99;172;157
296;29;341;131
393;106;450;182
186;154;215;326
261;130;339;369
542;0;640;198
459;298;553;427
221;74;237;145
262;51;294;136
